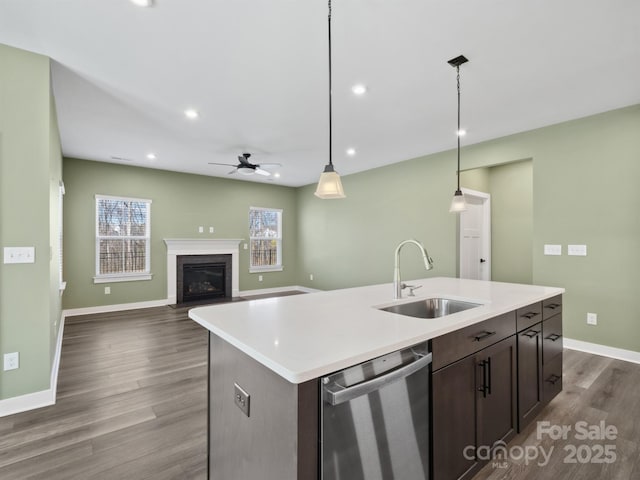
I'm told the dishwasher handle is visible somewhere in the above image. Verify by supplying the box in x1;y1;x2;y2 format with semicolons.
323;351;432;406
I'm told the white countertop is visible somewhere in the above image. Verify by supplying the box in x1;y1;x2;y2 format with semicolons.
188;277;564;384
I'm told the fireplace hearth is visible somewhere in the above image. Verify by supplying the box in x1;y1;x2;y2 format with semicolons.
177;254;232;305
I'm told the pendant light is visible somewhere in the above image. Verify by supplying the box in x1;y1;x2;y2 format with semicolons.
448;55;469;213
315;0;346;199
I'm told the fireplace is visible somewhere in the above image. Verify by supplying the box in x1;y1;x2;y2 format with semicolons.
177;254;232;305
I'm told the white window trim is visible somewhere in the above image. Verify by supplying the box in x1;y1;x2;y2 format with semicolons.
94;194;153;283
249;206;283;273
59;181;66;293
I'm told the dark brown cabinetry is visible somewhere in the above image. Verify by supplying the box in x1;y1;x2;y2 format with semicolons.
432;315;517;480
516;303;543;430
432;296;562;480
542;296;563;403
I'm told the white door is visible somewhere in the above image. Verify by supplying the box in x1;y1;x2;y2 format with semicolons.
459;189;491;280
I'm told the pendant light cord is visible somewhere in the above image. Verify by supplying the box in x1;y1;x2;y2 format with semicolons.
456;65;461;192
328;0;333;168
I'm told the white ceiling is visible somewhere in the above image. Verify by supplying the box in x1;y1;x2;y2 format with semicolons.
1;0;639;187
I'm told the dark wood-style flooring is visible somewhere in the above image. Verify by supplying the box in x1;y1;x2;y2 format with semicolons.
1;300;639;479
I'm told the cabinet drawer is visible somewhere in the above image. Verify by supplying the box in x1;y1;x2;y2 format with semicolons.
543;354;562;404
542;314;563;364
432;311;516;371
542;295;563;320
516;302;542;332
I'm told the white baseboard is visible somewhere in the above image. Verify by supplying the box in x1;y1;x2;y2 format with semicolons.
564;337;640;365
63;298;171;317
0;312;66;418
238;285;322;296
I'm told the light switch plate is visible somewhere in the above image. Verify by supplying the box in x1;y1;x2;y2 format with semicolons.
568;244;587;256
3;247;35;264
234;383;250;417
544;244;562;256
587;312;597;325
4;352;19;371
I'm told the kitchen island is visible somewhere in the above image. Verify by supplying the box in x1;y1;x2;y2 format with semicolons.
189;277;564;480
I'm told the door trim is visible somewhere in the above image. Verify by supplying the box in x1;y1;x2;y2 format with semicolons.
459;188;491;280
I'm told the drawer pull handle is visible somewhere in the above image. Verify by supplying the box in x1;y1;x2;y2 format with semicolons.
522;329;540;338
474;331;496;342
546;374;561;385
521;311;539;319
545;303;561;310
546;333;562;342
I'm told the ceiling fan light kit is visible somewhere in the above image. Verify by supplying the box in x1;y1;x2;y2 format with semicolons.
448;54;469;213
315;0;346;199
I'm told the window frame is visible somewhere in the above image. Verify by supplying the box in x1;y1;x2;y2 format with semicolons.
249;206;283;273
94;194;153;283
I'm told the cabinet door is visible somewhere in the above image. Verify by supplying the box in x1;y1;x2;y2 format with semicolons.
476;336;517;450
517;324;543;430
432;355;479;480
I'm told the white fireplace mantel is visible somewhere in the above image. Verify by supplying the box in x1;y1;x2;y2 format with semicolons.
164;238;243;304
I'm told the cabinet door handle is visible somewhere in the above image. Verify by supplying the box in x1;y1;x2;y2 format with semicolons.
546;374;561;385
545;333;562;342
522;329;540;338
478;360;489;398
544;303;561;310
474;331;496;342
486;357;492;395
521;311;540;319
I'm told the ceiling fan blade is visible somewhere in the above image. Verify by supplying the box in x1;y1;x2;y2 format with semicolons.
254;167;271;176
208;162;237;167
257;163;282;168
227;169;237;175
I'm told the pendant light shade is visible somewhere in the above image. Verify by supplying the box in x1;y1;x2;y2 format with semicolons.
448;55;469;213
315;0;346;199
315;164;346;198
449;190;466;213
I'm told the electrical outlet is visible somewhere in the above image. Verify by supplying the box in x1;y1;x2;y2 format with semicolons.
258;275;263;282
4;352;19;371
234;383;250;417
587;312;597;325
243;243;248;250
309;274;314;281
104;286;111;295
198;226;204;233
209;226;214;233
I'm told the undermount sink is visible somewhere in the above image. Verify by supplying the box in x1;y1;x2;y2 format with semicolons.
379;297;482;319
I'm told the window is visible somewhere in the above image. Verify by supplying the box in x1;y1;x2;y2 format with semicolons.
94;194;152;283
249;207;282;272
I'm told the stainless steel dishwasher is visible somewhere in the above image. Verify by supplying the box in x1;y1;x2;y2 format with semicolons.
320;341;431;480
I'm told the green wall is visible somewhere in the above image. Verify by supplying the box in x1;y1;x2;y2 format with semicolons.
0;44;62;400
461;160;533;284
296;151;456;291
296;105;640;353
62;158;298;309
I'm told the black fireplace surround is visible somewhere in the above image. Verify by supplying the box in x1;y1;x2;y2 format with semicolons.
176;254;232;305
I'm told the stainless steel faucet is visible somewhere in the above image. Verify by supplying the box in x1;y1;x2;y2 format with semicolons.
393;239;434;299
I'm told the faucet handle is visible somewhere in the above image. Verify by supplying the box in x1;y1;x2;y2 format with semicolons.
401;283;423;297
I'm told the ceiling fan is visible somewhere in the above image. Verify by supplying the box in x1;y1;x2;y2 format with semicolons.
208;153;281;176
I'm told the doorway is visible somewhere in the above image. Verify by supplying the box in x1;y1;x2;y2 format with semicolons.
459;188;491;280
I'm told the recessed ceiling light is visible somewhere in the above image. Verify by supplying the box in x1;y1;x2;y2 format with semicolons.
457;129;467;137
351;84;367;96
184;109;199;119
130;0;153;7
273;173;281;178
146;153;157;160
346;148;356;156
